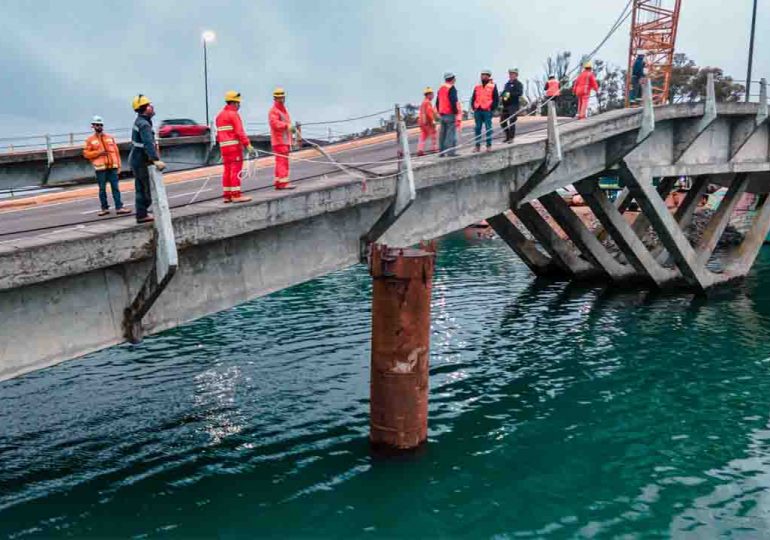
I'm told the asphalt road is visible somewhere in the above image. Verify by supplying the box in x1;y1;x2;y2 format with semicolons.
0;117;550;243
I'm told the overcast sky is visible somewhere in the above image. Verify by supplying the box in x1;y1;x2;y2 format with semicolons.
1;0;766;139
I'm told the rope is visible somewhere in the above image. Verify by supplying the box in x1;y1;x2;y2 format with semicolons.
299;108;393;126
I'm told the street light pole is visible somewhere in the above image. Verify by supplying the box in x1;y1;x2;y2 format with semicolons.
746;0;758;102
202;31;216;125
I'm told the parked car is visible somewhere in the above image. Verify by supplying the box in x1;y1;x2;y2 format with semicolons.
158;119;210;138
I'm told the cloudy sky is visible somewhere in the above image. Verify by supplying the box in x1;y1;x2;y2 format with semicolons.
1;0;766;139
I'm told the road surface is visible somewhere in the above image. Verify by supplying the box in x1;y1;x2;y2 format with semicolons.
0;117;551;243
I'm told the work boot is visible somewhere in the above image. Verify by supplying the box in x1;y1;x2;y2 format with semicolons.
231;195;253;203
116;207;131;215
473;145;481;153
417;150;425;157
137;215;155;224
485;145;492;152
223;198;232;203
98;209;110;216
275;183;297;190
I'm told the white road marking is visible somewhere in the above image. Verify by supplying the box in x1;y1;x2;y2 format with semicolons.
169;189;211;199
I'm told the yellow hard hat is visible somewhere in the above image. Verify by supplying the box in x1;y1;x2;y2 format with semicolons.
224;90;242;103
584;61;593;69
273;87;286;98
131;94;151;111
424;86;434;95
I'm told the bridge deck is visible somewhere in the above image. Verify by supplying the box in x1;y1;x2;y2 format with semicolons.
1;102;768;381
0;117;551;244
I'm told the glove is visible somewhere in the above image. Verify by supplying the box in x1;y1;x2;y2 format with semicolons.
153;160;167;172
247;145;257;158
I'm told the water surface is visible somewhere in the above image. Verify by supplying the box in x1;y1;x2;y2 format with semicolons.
2;235;770;538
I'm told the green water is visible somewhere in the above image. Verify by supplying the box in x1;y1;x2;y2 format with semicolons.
2;235;770;538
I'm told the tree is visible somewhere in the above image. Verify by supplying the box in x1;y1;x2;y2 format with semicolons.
669;53;745;103
528;51;624;117
593;59;625;113
527;51;577;117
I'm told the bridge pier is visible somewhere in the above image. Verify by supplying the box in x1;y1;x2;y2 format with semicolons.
368;244;435;452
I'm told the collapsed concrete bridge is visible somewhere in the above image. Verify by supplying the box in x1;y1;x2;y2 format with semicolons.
1;79;768;382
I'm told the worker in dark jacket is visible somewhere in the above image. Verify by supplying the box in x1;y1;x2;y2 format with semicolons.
500;68;524;143
470;69;499;152
128;94;166;224
631;54;645;104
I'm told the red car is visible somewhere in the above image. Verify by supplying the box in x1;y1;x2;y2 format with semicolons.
158;119;210;138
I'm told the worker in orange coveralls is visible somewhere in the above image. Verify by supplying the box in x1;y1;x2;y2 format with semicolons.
573;62;599;120
417;87;438;156
215;90;255;203
269;87;295;190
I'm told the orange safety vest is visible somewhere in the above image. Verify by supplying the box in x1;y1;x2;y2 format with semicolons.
545;79;561;97
437;83;455;115
473;81;495;111
83;132;121;171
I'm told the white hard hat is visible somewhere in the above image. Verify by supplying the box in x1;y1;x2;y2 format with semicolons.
91;115;104;125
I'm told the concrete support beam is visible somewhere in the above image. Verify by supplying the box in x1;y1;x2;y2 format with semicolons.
512;102;562;205
695;173;749;265
621;163;712;290
596;176;675;243
487;212;561;277
654;175;710;264
576;177;676;287
729;78;768;160
538;192;634;281
674;176;710;227
719;194;770;281
672;73;717;163
629;176;678;239
513;202;598;278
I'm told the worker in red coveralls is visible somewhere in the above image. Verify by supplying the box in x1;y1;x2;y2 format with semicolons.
417;87;438;156
269;87;295;190
572;62;599;120
215;90;255;203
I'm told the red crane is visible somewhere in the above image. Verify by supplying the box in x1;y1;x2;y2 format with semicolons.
626;0;682;106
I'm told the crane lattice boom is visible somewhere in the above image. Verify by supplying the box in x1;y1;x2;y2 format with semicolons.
626;0;682;106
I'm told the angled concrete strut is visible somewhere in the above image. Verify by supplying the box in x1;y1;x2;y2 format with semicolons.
620;163;712;290
360;107;416;261
123;166;179;342
511;101;563;206
486;212;560;276
576;175;676;288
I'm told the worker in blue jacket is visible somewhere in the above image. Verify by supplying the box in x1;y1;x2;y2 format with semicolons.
128;95;166;223
631;54;646;104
